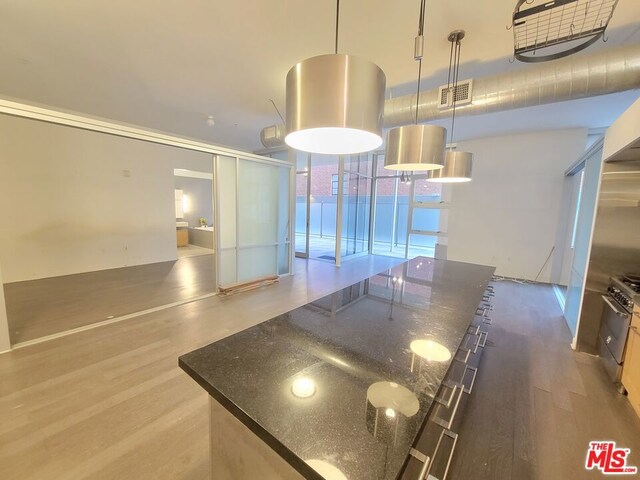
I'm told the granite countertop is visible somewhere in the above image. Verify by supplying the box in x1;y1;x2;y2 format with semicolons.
179;257;495;480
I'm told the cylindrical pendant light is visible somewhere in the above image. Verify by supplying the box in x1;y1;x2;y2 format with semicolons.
428;30;474;183
384;0;445;172
285;54;386;155
427;150;472;182
284;1;386;155
384;124;446;171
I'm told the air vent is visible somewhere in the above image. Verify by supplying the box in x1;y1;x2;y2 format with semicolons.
438;79;473;109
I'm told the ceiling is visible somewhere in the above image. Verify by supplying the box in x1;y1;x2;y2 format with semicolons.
0;0;639;152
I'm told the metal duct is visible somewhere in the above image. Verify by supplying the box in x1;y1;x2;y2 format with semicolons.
260;44;640;148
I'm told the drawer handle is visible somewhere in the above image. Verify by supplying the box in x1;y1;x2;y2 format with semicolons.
461;333;481;354
454;347;470;365
470;333;481;354
482;317;492;325
435;382;460;409
462;364;478;394
408;448;431;480
478;331;488;348
468;324;480;335
431;429;459;480
433;383;464;430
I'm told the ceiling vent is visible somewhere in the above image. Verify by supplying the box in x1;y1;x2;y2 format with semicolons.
438;79;473;109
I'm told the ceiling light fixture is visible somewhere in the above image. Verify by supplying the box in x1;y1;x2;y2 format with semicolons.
284;0;386;155
428;31;473;183
384;0;446;172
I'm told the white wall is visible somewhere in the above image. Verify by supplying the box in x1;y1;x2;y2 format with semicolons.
446;129;587;282
0;114;213;283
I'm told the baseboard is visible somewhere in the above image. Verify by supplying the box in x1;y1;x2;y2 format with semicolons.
6;291;218;352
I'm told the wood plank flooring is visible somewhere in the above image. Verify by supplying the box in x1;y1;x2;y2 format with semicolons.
0;259;639;480
3;254;216;344
0;255;402;480
449;280;640;480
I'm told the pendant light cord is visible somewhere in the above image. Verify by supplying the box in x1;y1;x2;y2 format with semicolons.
414;0;427;125
335;0;340;54
449;37;462;150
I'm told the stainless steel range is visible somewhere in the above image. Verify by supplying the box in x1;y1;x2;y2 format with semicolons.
599;275;640;391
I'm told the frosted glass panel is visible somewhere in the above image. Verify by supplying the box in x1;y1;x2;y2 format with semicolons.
278;167;291;245
217;156;237;249
238;246;277;282
278;244;289;275
238;162;279;246
218;249;237;287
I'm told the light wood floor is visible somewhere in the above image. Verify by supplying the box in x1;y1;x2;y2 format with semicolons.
4;254;216;344
0;258;639;480
0;255;403;480
450;280;640;480
177;245;215;259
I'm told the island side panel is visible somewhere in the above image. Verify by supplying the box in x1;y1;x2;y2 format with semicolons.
209;397;306;480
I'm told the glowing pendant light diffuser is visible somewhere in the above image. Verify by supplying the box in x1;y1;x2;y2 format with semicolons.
427;150;473;183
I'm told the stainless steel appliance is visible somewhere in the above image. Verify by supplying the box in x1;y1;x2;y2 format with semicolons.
599;275;640;391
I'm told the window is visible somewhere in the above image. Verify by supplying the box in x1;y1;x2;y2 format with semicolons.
331;174;348;195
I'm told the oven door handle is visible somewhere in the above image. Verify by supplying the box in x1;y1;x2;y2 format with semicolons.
602;296;631;318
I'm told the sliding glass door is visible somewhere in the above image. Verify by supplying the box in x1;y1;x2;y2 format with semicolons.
215;155;292;288
295;152;310;258
341;154;372;260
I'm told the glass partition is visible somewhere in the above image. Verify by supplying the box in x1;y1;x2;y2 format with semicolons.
295;152;310;258
341;154;372;259
215;155;291;288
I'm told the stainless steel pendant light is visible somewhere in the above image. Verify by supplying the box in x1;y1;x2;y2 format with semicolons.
428;31;473;183
285;1;386;155
384;0;446;172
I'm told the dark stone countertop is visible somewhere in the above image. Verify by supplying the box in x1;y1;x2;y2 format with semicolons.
179;257;495;480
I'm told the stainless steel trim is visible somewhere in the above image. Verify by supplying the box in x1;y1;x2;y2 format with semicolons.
408;448;431;480
602;295;631;317
462;365;478;394
468;325;480;335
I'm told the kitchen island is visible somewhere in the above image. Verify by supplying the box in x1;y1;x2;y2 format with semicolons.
179;257;495;480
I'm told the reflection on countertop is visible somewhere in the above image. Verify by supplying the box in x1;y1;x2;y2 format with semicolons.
179;256;495;480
